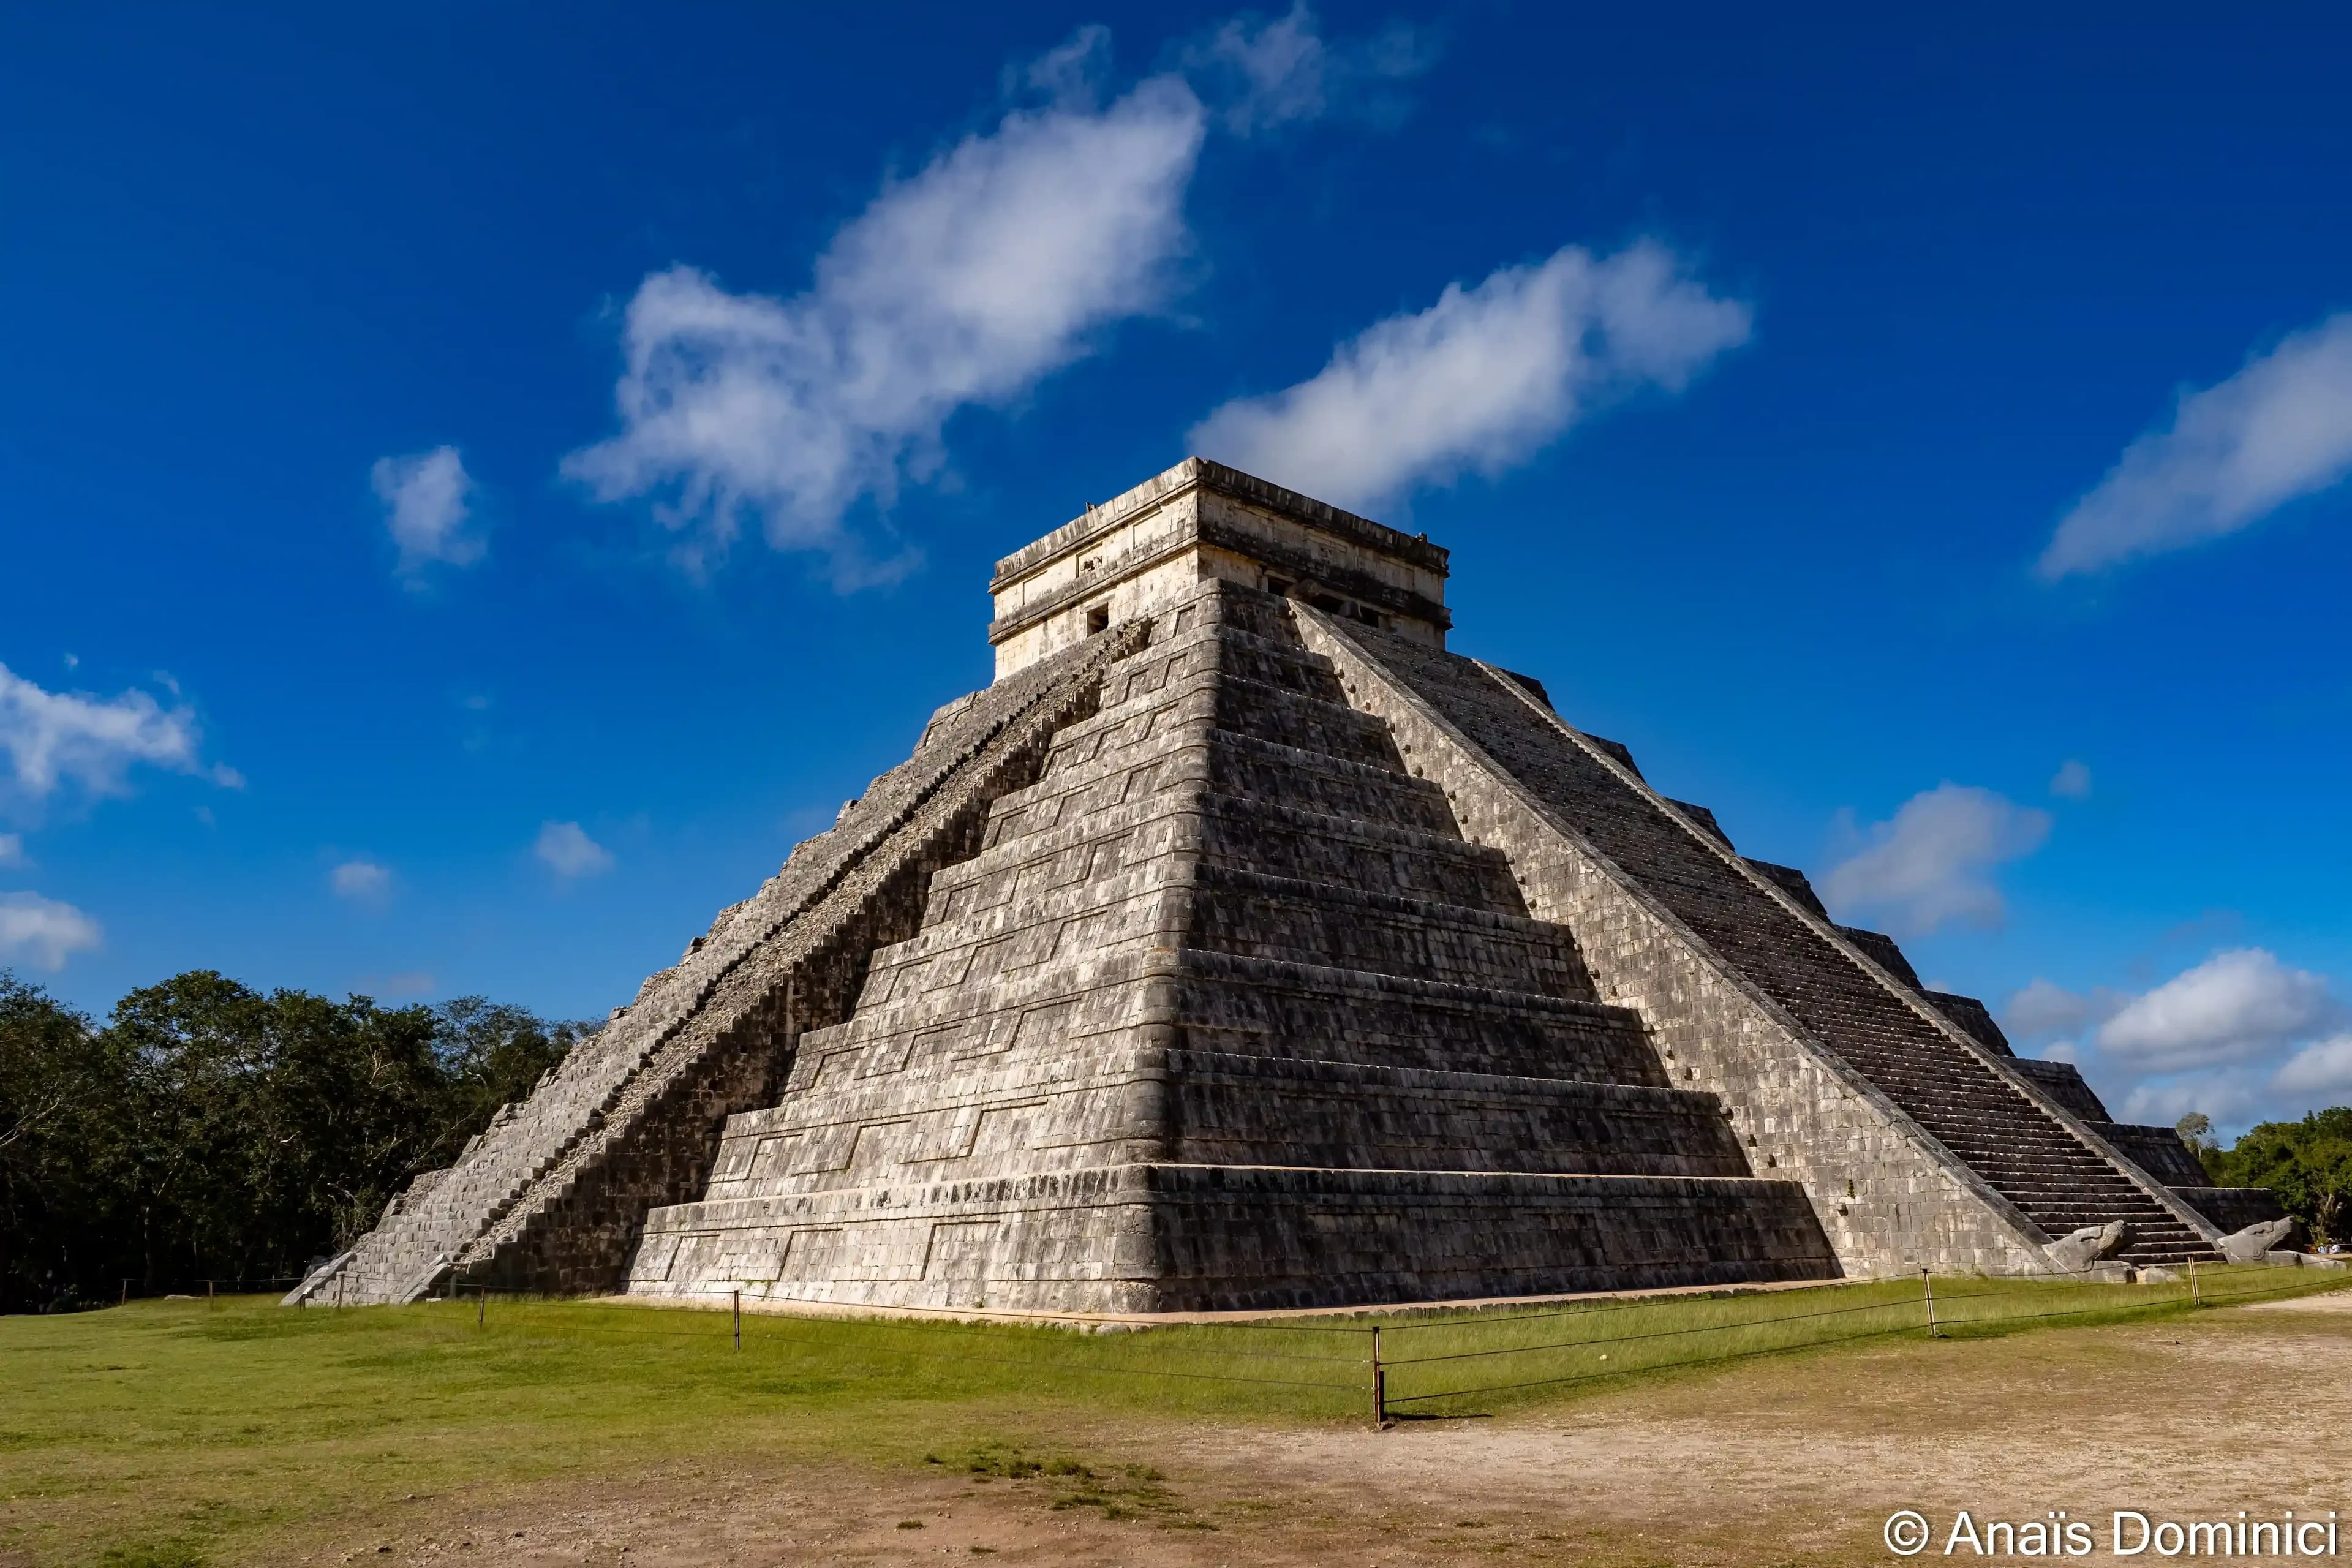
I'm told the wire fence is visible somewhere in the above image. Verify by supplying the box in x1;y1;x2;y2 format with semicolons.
67;1275;310;1310
260;1256;2352;1425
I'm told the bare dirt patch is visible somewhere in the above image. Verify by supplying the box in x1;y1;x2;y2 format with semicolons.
2241;1282;2352;1313
291;1306;2352;1568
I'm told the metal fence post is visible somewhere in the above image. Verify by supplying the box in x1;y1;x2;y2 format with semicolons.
207;1281;215;1310
2189;1257;2201;1307
734;1288;742;1352
335;1273;344;1311
1923;1269;1939;1338
478;1285;486;1328
1370;1325;1386;1428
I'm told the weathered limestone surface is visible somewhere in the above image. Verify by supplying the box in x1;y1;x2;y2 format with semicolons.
987;458;1450;678
1291;607;2236;1271
289;624;1146;1305
630;578;1836;1310
2045;1219;2131;1273
2173;1185;2290;1231
2218;1218;2301;1262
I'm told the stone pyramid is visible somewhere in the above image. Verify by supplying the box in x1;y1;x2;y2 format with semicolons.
298;459;2277;1313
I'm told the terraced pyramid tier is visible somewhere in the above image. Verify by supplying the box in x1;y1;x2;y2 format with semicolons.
308;454;2272;1314
628;580;1836;1311
287;624;1146;1305
1297;609;2224;1270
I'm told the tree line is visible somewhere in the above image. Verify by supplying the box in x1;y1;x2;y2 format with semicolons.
2182;1109;2352;1243
8;961;2350;1313
1;968;585;1313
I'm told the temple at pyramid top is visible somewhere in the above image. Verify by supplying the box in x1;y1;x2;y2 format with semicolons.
295;457;2286;1314
987;458;1451;677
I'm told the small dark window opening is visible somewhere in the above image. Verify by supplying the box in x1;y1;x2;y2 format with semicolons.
1085;603;1110;635
1266;576;1292;597
1355;605;1384;628
1310;592;1343;613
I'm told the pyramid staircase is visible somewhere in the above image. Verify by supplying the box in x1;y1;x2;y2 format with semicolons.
285;625;1145;1305
1313;618;2220;1268
628;580;1836;1311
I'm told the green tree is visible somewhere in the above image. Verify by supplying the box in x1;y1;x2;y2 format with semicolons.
2207;1107;2352;1243
420;996;584;1173
99;972;451;1283
1;968;579;1311
0;973;137;1310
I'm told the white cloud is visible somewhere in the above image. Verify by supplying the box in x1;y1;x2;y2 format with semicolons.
0;833;21;867
1181;4;1436;135
2118;1071;2260;1130
372;445;483;577
0;890;101;970
2097;948;2337;1072
1188;239;1750;513
2038;310;2352;579
535;821;614;879
2021;951;2352;1136
361;970;437;1000
2004;977;2124;1039
331;860;391;899
2275;1034;2352;1099
0;663;234;809
563;51;1207;580
2049;759;2092;800
1818;783;2050;937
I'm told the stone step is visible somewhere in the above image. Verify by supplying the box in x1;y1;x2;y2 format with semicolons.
1351;626;2218;1264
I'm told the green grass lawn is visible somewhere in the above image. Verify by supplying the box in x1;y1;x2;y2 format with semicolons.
4;1264;2345;1567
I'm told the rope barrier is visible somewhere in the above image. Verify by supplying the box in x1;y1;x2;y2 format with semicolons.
433;1300;1359;1391
1374;1281;1890;1333
1385;1321;1930;1406
295;1259;2352;1417
1382;1294;1918;1367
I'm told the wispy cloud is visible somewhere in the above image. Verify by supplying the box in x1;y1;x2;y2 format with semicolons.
535;821;614;879
564;36;1208;582
2097;948;2337;1074
0;663;238;813
2004;976;2124;1039
331;859;391;900
1180;3;1436;135
359;970;437;1000
2007;949;2352;1135
373;446;483;578
1818;783;2049;937
2038;310;2352;579
2274;1033;2352;1100
2049;760;2092;800
1188;240;1749;513
0;833;21;867
0;889;101;970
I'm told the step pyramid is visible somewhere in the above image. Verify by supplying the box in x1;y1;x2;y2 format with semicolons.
300;458;2272;1311
628;576;1834;1311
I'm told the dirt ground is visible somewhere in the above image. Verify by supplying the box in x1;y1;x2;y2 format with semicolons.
292;1300;2352;1567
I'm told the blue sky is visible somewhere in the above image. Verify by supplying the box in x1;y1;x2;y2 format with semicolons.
4;4;2350;1135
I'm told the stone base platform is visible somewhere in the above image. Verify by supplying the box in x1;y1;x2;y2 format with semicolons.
627;1161;1839;1314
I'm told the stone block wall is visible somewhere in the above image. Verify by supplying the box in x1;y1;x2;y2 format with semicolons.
1295;607;2103;1276
630;579;1838;1311
290;623;1144;1305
